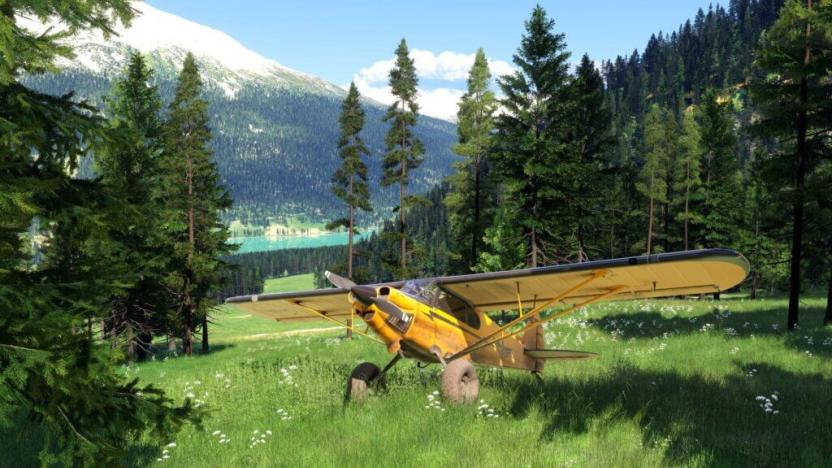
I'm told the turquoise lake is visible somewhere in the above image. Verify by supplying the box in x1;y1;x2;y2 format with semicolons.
230;231;373;254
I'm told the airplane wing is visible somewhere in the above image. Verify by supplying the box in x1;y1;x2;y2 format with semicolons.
226;287;351;322
432;248;750;313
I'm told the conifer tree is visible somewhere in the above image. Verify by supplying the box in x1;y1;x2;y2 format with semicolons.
491;5;574;267
445;48;497;271
382;39;423;275
569;54;612;261
638;104;670;254
159;53;234;355
0;1;193;463
698;89;742;249
329;82;372;280
751;0;832;329
673;108;704;250
97;52;168;360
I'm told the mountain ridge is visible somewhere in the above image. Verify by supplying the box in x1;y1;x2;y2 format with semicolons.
21;1;458;226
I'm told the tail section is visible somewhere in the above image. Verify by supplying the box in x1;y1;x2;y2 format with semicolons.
522;322;546;373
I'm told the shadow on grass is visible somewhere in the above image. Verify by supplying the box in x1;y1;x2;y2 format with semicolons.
0;409;164;467
506;361;832;466
141;342;237;362
584;300;832;357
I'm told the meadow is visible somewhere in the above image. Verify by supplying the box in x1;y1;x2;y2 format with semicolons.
5;282;832;467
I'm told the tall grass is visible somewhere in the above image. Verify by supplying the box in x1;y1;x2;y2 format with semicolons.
3;294;831;467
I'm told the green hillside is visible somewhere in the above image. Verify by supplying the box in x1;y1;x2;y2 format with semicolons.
23;65;458;227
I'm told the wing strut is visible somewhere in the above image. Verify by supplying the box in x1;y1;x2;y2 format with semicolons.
290;301;384;345
450;271;621;360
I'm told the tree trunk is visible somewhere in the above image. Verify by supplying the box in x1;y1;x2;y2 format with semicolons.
185;152;196;355
126;325;136;362
788;6;811;330
348;178;354;279
825;270;832;326
472;156;481;268
400;101;407;273
167;335;177;352
684;164;690;250
530;227;538;268
201;314;209;354
183;303;194;356
662;202;669;252
646;196;654;255
750;271;758;300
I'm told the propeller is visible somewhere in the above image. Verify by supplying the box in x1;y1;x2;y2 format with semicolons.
369;297;403;318
326;270;412;333
325;270;356;289
371;297;412;333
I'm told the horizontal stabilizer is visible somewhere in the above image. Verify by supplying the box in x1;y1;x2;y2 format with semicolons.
525;349;599;360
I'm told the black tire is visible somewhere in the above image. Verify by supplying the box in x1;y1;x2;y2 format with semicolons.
441;359;479;404
346;362;381;402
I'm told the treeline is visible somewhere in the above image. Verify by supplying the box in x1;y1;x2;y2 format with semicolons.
320;2;831;331
223;246;346;296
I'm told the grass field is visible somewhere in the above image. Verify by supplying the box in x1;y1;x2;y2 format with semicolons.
263;273;315;293
6;290;832;467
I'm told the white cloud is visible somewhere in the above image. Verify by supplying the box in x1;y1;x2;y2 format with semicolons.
349;49;514;122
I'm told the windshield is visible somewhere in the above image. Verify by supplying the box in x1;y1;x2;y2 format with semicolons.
399;279;438;304
399;280;480;329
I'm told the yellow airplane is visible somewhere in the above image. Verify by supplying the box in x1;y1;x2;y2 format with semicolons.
226;248;749;403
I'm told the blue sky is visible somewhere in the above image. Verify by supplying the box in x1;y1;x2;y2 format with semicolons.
146;0;721;120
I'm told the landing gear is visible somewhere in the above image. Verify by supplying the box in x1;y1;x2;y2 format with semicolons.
441;359;479;404
346;362;380;402
345;354;402;402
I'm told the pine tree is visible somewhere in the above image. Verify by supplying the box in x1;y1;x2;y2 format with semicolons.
474;205;526;272
329;82;372;280
0;1;194;463
97;51;168;360
673;107;704;250
445;48;497;271
491;5;574;267
698;89;742;249
638;104;670;254
159;53;234;355
382;39;424;275
569;54;612;261
751;0;832;329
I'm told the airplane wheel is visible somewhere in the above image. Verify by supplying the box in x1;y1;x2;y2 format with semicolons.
346;362;380;402
441;359;479;404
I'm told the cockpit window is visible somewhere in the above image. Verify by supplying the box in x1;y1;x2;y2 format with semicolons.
399;280;480;329
400;279;439;304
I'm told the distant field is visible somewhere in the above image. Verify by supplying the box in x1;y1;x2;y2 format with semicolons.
263;273;316;293
5;293;831;467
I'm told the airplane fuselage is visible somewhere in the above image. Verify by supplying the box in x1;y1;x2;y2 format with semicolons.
348;285;542;370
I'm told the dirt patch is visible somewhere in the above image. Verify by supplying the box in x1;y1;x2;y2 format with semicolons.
228;327;341;342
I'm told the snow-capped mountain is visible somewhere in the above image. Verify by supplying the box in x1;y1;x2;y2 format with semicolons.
21;2;457;226
19;1;343;98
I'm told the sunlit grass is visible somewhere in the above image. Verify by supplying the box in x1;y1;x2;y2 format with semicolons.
4;293;831;466
263;273;316;294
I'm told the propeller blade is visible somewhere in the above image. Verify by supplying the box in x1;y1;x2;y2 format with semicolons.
372;297;412;333
350;286;377;306
325;270;356;289
370;297;403;318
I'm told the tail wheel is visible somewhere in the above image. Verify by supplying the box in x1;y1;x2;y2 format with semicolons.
346;362;381;402
441;359;479;404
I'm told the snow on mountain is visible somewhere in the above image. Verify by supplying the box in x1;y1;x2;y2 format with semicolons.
17;1;344;98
